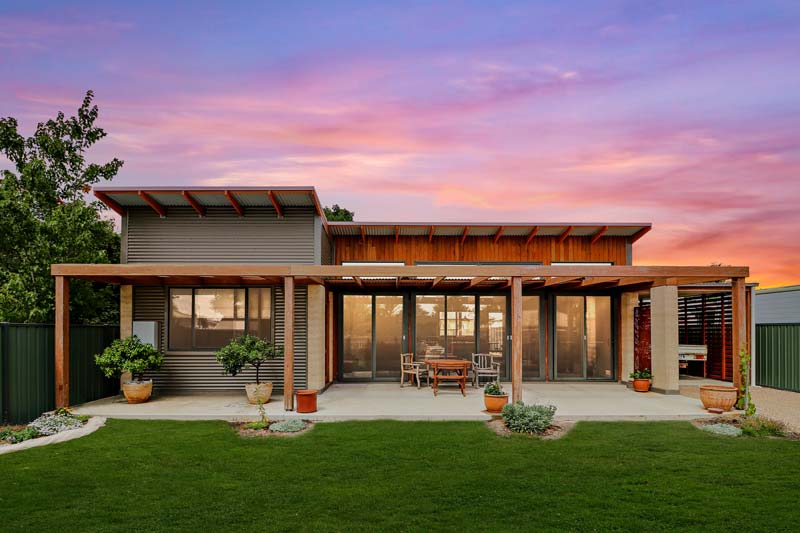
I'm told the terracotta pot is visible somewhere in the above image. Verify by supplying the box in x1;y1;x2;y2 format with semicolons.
484;393;509;413
296;389;318;413
632;378;651;392
245;382;273;405
699;385;738;412
121;380;153;404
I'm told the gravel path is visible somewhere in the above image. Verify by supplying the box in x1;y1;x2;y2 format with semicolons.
681;384;800;432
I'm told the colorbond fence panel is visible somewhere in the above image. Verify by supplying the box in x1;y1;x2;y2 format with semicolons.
756;324;800;392
0;323;119;424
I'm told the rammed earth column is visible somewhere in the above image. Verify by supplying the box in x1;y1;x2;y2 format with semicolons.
649;285;679;394
620;292;638;383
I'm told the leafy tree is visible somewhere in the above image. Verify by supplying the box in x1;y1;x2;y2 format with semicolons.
0;90;123;323
95;335;164;382
323;204;355;221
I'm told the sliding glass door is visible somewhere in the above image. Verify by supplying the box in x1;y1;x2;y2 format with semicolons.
522;296;543;379
342;295;405;380
553;295;613;380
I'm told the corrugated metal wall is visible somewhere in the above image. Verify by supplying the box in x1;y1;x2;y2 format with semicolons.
756;323;800;392
754;289;800;324
136;286;308;391
0;323;119;424
125;206;317;263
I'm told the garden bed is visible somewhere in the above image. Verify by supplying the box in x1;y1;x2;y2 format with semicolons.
233;419;314;438
693;415;799;440
1;410;105;455
486;418;574;440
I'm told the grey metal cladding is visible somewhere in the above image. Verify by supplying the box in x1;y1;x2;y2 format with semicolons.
125;206;317;263
320;218;333;264
135;285;308;391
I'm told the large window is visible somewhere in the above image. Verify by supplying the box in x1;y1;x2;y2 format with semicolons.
168;288;272;351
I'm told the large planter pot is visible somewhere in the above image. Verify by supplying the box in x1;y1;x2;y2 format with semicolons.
699;385;738;412
296;390;318;414
121;380;153;404
245;382;273;405
484;393;509;413
632;378;651;392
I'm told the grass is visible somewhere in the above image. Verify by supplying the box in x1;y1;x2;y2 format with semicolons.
1;420;799;531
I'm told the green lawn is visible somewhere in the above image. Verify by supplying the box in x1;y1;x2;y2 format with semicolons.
1;420;798;532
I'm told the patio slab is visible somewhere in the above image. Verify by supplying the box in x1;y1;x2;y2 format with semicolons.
73;382;712;422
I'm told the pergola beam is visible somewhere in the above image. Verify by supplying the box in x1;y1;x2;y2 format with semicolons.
543;276;583;287
224;190;244;216
139;191;166;217
181;191;206;217
267;190;283;218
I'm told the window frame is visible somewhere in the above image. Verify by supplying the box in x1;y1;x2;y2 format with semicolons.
167;286;275;353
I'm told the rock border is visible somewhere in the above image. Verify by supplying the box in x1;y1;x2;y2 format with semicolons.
0;416;107;456
234;420;315;438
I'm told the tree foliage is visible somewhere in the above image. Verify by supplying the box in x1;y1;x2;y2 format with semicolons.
95;335;164;382
0;90;123;323
215;334;282;384
323;204;355;221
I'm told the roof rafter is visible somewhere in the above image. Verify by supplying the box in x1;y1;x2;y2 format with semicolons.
267;190;283;218
224;190;244;216
353;276;364;288
395;225;399;244
360;225;366;244
138;191;166;217
557;226;574;244
429;225;435;242
494;226;505;243
525;226;540;245
181;191;206;217
94;191;124;216
631;226;652;243
461;226;470;245
430;276;445;289
590;226;608;244
467;276;488;288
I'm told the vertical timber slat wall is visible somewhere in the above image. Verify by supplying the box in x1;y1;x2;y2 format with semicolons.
0;323;119;425
756;324;800;392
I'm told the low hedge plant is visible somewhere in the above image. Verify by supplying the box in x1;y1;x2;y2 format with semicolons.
501;401;557;435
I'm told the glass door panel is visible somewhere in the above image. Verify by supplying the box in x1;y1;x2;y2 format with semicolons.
375;296;404;379
586;296;613;379
522;296;541;378
342;295;373;379
416;295;446;357
479;296;506;357
555;296;585;379
446;295;475;359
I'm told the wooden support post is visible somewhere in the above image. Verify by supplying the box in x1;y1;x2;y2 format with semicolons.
731;277;746;393
283;276;295;411
55;276;70;408
326;290;335;384
511;276;523;402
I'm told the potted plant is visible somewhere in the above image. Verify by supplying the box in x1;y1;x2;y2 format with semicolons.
629;368;653;392
95;335;164;403
215;335;282;404
483;381;509;413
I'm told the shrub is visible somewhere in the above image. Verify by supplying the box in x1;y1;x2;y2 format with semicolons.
269;419;306;433
95;335;163;381
501;401;557;435
701;423;742;437
1;426;40;444
629;368;652;380
28;412;83;436
215;335;282;384
484;381;506;396
740;416;785;438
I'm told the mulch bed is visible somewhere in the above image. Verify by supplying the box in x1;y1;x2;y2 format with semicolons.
692;415;800;440
486;418;575;440
233;420;315;438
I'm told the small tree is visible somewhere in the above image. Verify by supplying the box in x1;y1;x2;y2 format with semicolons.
95;335;163;382
323;204;355;221
215;335;282;383
737;347;756;416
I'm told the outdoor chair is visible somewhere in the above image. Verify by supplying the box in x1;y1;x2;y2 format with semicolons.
400;353;429;388
471;353;501;388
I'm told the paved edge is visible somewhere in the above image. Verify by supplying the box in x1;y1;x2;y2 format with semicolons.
0;416;107;456
64;413;714;422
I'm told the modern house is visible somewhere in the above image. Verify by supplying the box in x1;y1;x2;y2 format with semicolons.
51;186;752;410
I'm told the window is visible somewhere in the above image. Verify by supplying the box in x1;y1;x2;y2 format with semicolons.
168;288;272;351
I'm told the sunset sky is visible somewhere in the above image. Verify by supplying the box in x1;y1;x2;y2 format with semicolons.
2;1;799;286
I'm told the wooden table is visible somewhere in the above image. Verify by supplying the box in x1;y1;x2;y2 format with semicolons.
425;359;471;396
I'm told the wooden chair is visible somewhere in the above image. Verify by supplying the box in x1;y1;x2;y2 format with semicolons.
400;353;429;388
471;353;501;388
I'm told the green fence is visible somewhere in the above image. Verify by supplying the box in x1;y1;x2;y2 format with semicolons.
756;323;800;393
0;323;119;424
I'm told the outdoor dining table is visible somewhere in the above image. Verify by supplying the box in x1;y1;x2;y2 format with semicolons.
424;359;471;397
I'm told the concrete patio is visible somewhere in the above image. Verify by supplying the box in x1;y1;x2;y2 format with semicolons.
73;382;713;422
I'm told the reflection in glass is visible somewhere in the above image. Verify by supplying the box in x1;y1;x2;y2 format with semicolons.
415;295;446;358
169;288;193;350
446;295;475;359
522;296;540;378
586;296;613;379
375;296;403;378
247;288;272;340
480;296;506;356
193;289;245;349
556;296;584;378
343;295;373;379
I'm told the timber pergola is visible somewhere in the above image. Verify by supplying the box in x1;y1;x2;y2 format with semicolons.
51;264;750;409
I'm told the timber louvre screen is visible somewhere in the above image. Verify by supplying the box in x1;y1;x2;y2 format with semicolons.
756;323;800;392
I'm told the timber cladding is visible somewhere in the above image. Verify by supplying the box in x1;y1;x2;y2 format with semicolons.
333;235;630;265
